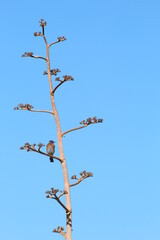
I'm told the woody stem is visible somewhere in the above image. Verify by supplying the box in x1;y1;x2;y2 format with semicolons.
46;43;72;240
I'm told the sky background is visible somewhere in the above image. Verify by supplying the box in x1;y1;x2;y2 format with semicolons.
1;0;160;240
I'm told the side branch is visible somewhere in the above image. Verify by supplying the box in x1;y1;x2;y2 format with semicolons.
22;52;47;61
49;36;66;48
20;143;63;163
70;170;93;188
62;125;87;137
62;117;103;137
51;80;67;95
14;104;54;115
45;188;70;213
51;75;74;96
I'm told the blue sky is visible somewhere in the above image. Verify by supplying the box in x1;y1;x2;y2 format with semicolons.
1;0;160;240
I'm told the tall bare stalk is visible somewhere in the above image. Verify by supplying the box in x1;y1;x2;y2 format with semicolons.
14;19;103;240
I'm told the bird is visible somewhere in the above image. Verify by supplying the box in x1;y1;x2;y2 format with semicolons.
46;140;55;162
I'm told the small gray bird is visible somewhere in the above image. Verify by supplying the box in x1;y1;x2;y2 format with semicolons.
46;140;55;162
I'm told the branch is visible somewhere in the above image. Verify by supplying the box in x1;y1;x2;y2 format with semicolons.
52;80;67;95
70;170;93;188
51;75;74;96
20;143;63;163
49;36;67;48
33;55;47;61
14;104;54;115
62;117;103;137
52;226;66;239
45;188;70;213
21;52;47;61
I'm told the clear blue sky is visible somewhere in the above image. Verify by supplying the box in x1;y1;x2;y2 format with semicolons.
1;1;160;240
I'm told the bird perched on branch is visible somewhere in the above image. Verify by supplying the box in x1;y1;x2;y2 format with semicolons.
46;140;55;162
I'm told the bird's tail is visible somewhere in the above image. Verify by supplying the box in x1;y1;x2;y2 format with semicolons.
50;157;54;162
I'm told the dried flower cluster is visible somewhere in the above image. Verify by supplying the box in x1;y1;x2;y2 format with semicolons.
43;68;61;76
46;188;68;199
34;31;42;37
55;75;74;82
70;170;93;188
39;19;47;27
52;226;66;239
80;117;103;126
71;170;93;180
22;52;34;57
57;36;66;42
20;142;45;152
14;103;33;111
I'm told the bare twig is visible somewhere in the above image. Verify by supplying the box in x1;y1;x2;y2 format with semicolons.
52;226;66;239
20;143;63;163
14;104;54;115
62;117;103;137
28;109;53;114
70;171;93;188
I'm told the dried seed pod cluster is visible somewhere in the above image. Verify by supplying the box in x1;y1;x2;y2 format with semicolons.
70;170;93;187
43;68;61;76
55;75;74;82
80;117;103;125
14;103;33;111
57;36;66;42
39;19;47;27
71;175;77;180
34;32;42;37
53;226;65;232
80;170;93;178
22;52;33;57
37;143;45;151
45;188;68;199
20;142;45;152
63;75;74;81
46;188;59;198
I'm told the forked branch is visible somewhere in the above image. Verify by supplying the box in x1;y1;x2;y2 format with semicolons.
62;117;103;137
45;188;70;213
20;143;63;163
70;170;93;188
